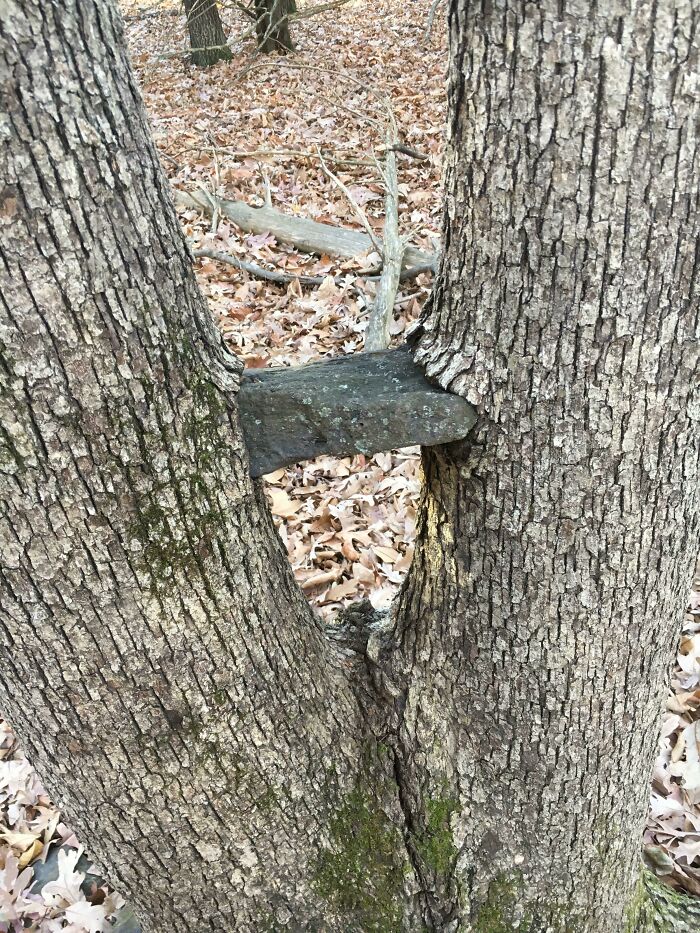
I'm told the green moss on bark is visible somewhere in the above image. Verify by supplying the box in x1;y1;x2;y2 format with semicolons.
128;371;233;590
312;786;406;932
414;791;459;875
625;869;700;932
471;872;586;932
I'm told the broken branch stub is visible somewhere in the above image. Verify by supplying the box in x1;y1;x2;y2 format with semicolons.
237;347;477;477
365;139;403;352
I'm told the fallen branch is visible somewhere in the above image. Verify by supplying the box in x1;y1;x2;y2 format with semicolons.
288;0;354;21
175;188;436;273
389;142;430;161
173;144;376;167
193;247;328;286
192;249;433;297
193;246;434;287
192;249;434;286
238;347;476;476
364;136;404;352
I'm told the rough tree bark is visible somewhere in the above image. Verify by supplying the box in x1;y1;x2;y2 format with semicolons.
183;0;232;67
254;0;294;53
401;0;700;929
0;3;699;933
0;2;367;929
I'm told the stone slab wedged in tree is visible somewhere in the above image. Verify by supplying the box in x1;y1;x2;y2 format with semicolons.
237;346;477;477
174;189;436;274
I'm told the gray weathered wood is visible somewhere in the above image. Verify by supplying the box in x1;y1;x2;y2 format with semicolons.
238;348;477;476
174;188;435;273
365;136;404;352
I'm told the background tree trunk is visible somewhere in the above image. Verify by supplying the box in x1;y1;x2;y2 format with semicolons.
398;0;700;928
183;0;232;67
254;0;294;53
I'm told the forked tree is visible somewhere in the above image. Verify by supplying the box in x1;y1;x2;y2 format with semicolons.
1;0;699;931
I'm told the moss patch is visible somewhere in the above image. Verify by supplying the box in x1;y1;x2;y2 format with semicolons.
472;874;531;933
471;873;586;933
623;869;700;933
414;792;459;876
312;786;406;932
128;370;232;590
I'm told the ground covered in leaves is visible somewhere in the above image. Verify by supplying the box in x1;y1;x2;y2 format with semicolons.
1;0;699;928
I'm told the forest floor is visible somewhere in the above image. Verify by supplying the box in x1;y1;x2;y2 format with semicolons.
1;0;699;928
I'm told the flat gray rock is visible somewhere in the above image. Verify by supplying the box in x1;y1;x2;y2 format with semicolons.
238;347;477;476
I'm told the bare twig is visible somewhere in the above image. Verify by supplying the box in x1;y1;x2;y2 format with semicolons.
193;247;328;287
316;147;382;253
389;142;430;162
232;0;257;19
173;144;375;167
194;246;433;287
288;0;354;21
196;183;220;236
207;137;222;234
424;0;446;44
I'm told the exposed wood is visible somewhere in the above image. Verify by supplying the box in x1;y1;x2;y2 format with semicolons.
174;188;436;274
237;347;477;476
365;140;403;351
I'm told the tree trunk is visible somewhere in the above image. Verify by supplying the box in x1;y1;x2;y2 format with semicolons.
183;0;232;67
0;2;377;929
401;0;700;928
254;0;294;53
0;2;699;933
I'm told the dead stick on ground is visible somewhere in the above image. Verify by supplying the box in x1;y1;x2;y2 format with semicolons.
174;188;436;272
192;247;328;287
364;134;404;352
193;246;434;287
424;0;446;44
173;144;375;167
